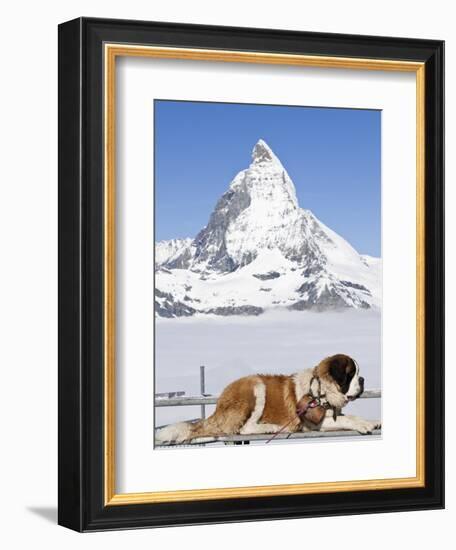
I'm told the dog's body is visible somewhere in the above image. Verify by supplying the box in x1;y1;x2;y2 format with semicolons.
155;354;380;445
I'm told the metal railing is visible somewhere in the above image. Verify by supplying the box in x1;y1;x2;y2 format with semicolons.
155;388;381;408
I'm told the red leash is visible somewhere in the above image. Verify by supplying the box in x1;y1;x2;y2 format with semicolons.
265;417;296;444
265;399;316;444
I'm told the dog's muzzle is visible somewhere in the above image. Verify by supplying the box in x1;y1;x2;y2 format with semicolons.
348;376;364;401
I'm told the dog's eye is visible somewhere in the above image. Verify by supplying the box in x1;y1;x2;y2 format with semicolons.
329;360;349;386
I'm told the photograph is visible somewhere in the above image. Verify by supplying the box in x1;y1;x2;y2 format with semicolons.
0;0;449;542
153;100;382;447
54;15;444;532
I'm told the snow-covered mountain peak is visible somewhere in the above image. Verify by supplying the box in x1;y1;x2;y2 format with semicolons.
155;139;381;316
243;139;298;209
251;139;280;165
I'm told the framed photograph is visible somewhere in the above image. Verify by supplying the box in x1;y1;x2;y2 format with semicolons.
58;17;444;531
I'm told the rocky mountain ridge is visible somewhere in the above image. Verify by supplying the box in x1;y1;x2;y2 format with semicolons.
155;139;381;317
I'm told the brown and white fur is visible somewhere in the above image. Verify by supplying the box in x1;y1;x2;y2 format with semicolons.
155;354;381;444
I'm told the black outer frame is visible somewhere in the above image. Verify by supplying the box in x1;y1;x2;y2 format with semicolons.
58;17;444;532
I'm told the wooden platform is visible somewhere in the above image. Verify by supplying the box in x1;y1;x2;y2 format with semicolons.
155;429;381;447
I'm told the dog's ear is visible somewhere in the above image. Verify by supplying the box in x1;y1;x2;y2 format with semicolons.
328;355;350;387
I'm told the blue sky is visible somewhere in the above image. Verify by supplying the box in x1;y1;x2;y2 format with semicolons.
155;100;381;257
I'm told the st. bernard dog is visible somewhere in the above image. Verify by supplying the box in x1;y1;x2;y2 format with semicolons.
155;354;381;445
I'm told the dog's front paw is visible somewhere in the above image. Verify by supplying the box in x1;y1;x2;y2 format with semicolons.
353;419;381;435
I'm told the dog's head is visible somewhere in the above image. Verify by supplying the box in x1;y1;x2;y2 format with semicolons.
314;354;364;409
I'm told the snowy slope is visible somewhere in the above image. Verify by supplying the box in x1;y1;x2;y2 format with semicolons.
156;139;381;317
155;238;194;269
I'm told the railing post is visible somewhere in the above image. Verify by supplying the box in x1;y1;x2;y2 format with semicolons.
200;365;206;419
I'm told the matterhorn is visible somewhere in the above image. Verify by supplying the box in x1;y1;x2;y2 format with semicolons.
155;139;381;317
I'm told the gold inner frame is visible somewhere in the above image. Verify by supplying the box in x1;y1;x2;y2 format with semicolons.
104;44;426;506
